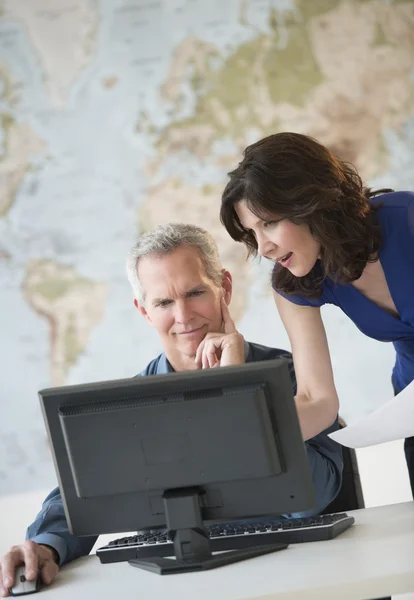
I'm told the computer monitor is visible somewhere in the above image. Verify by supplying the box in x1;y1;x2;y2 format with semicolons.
39;358;315;574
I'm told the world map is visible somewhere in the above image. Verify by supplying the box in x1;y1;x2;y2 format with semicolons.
0;0;413;494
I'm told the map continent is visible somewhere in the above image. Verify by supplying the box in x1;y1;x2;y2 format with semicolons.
0;0;413;494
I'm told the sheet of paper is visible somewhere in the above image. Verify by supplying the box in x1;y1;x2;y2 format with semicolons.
328;378;414;448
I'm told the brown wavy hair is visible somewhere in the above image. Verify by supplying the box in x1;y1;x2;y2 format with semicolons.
220;132;393;297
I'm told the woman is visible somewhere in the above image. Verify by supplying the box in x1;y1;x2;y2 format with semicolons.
220;132;414;495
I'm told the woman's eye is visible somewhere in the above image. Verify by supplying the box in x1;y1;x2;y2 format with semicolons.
263;220;278;229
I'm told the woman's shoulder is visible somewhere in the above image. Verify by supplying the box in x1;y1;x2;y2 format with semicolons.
372;190;414;240
371;190;414;211
274;288;326;307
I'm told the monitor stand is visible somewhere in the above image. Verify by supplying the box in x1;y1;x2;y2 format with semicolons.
128;487;287;575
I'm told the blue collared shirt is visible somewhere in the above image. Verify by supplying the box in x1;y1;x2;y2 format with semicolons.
27;341;342;565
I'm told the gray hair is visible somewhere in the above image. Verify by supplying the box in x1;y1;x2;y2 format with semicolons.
126;223;223;304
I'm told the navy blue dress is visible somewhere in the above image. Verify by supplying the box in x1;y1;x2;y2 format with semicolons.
273;191;414;494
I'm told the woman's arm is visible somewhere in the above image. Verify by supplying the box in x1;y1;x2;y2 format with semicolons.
274;292;339;441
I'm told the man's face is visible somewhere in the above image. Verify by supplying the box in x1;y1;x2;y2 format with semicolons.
136;246;230;360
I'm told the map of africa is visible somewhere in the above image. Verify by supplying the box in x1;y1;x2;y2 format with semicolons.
0;0;413;494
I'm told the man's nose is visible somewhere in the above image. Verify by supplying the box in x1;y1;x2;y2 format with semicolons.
174;301;193;323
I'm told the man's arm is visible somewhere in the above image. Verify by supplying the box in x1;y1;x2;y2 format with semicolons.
304;420;343;513
0;488;98;596
26;487;98;566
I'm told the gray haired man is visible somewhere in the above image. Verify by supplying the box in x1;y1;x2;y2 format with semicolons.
0;224;343;596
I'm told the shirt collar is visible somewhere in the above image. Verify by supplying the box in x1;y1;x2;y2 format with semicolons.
157;353;175;374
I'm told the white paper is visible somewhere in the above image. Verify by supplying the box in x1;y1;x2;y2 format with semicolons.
328;378;414;448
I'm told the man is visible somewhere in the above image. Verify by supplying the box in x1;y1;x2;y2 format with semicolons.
0;224;342;596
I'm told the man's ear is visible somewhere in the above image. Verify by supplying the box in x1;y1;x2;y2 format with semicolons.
221;269;233;305
134;298;152;325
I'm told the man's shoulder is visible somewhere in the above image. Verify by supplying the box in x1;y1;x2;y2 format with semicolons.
135;353;168;377
246;341;292;363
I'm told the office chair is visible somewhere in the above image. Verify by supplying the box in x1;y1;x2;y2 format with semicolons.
322;417;365;514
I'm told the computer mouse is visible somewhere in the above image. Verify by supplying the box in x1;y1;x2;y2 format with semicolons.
8;566;41;596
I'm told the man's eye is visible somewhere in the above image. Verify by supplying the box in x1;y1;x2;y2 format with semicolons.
157;300;171;308
188;290;204;297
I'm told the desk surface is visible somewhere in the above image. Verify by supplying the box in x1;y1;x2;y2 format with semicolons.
49;502;414;600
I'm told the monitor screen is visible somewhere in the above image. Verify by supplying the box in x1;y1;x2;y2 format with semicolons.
39;358;315;539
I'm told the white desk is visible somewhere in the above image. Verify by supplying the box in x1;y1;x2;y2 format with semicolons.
45;502;414;600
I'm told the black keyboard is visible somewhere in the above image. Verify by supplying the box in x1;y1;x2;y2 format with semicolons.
97;513;354;564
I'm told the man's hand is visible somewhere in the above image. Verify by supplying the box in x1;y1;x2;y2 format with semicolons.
195;297;245;369
0;541;59;597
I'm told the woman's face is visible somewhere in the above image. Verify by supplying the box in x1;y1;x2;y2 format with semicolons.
235;201;321;277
